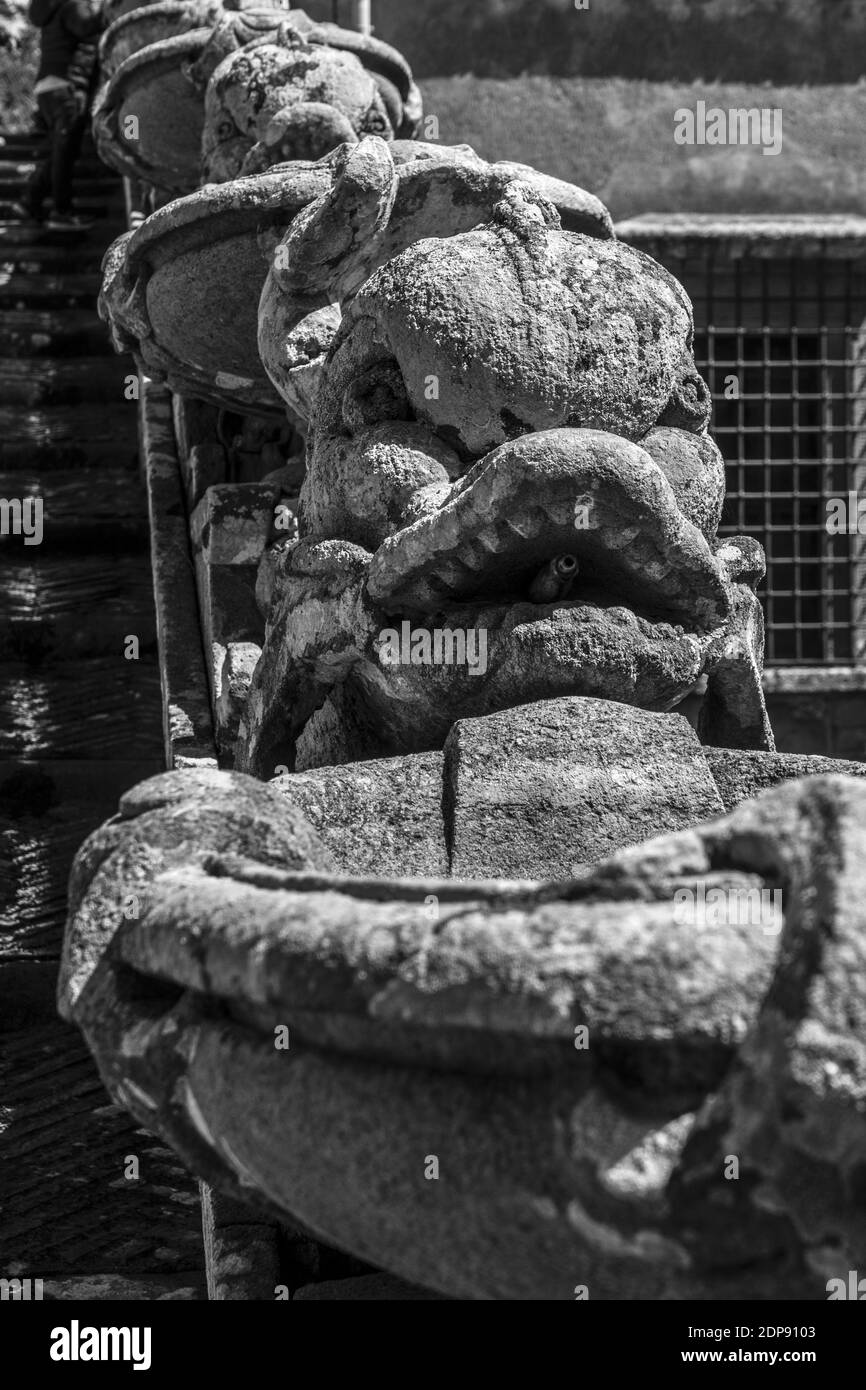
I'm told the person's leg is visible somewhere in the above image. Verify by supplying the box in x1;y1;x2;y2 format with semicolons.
49;87;83;216
21;93;54;217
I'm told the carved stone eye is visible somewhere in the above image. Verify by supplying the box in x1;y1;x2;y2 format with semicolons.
361;105;389;135
216;119;236;141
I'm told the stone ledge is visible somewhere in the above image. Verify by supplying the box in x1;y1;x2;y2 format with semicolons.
616;213;866;259
762;665;866;694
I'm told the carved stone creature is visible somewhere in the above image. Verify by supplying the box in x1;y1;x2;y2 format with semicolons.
96;139;611;420
239;140;771;776
197;12;421;183
93;3;421;192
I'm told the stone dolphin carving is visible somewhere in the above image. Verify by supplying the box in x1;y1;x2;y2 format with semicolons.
239;143;771;774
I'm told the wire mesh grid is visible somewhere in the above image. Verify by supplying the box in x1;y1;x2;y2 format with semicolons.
657;253;866;665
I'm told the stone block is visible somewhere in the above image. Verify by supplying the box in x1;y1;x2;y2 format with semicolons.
276;751;448;877
446;696;724;878
191;483;280;567
705;746;866;812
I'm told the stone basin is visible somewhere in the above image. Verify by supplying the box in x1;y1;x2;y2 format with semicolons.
59;723;866;1300
99;163;332;414
93;28;215;189
99;0;224;80
99;143;614;416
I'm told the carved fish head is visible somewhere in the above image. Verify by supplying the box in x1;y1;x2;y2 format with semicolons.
239;148;771;775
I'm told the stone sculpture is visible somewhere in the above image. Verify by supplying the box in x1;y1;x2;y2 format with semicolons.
97;140;611;417
239;139;771;775
58;741;866;1300
93;3;421;192
59;5;866;1305
197;11;421;182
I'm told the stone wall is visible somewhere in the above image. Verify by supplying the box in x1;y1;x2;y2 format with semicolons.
359;0;865;84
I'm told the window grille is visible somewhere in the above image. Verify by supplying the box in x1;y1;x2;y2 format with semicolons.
649;252;866;665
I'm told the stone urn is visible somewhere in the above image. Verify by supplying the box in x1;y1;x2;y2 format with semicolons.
99;0;224;80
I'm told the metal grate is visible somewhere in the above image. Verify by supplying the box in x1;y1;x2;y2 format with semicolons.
655;254;866;665
696;325;858;663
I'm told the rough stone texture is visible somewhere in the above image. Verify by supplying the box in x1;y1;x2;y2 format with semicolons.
99;0;223;80
293;1274;447;1300
99;161;330;414
274;751;448;876
57;767;335;1019
191;483;280;566
257;138;613;425
59;765;866;1299
201;1182;281;1300
196;563;261;650
213;641;261;756
98;140;611;419
240;159;771;775
93;31;211;190
706;746;866;812
446;699;724;878
202;25;404;184
94;3;421;194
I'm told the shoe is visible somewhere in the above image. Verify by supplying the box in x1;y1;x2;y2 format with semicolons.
45;211;94;231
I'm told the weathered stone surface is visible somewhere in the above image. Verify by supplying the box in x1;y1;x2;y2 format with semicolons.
94;4;421;193
99;162;329;414
213;641;262;754
99;140;611;418
274;751;448;876
93;31;212;190
59;770;866;1298
446;698;724;878
195;562;261;649
201;1182;281;1300
706;746;866;812
668;776;866;1285
57;767;335;1018
191;483;280;566
201;21;416;184
240;164;770;773
141;379;218;770
257;138;614;424
99;0;222;80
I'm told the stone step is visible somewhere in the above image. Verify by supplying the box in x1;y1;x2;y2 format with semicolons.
0;403;138;468
0;146;110;179
0;271;101;311
0;356;131;407
0;195;121;220
0;309;112;357
0;221;107;254
0;241;107;273
0;554;154;661
0;168;119;198
0;468;145;549
0;658;164;759
0;1019;204;1279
